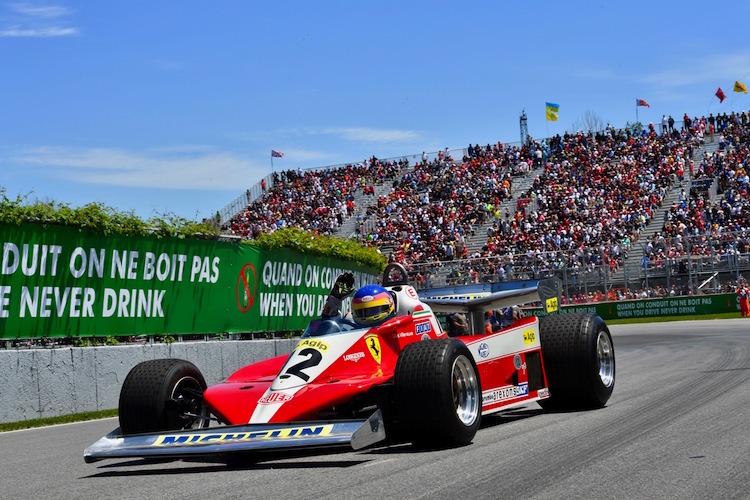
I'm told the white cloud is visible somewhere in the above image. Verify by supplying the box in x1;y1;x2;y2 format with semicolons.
319;127;421;143
9;3;71;18
153;59;187;71
0;25;76;37
1;2;77;37
4;146;266;190
638;54;750;88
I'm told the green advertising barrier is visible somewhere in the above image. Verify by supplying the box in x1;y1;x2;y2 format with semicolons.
527;293;740;320
0;223;379;339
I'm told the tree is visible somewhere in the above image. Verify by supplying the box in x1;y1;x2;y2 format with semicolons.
570;110;605;133
624;121;644;135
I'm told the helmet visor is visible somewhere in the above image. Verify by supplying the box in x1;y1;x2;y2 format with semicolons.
353;303;392;321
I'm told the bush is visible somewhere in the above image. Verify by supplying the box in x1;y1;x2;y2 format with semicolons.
0;189;218;238
0;189;386;270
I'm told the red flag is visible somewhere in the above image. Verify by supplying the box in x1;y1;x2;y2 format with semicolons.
271;150;284;158
716;87;726;103
636;99;650;108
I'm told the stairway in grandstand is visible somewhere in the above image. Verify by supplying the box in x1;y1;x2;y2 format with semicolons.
462;165;545;256
616;138;721;277
335;167;412;240
419;164;546;284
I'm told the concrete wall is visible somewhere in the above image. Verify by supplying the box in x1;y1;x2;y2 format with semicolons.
0;339;298;424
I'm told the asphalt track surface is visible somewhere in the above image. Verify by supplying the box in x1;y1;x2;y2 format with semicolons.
2;318;750;500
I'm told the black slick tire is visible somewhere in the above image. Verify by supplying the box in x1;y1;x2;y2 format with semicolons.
538;312;615;410
119;358;208;435
394;339;481;447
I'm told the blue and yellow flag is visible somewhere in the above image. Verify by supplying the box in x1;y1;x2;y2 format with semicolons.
546;102;559;121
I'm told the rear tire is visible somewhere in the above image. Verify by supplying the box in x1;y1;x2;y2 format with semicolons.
538;312;615;410
394;339;481;447
119;359;209;435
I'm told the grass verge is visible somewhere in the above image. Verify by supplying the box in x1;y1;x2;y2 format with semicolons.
0;409;117;433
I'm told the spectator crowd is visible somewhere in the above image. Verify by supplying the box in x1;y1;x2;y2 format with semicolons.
222;110;750;302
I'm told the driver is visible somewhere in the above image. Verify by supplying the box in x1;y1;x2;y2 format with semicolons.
351;284;395;326
321;272;395;327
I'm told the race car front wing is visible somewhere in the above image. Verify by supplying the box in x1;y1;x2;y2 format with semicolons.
84;410;385;463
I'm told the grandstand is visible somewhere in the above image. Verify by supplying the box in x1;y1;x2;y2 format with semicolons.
219;113;750;302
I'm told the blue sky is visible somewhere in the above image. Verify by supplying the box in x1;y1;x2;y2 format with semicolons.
3;1;750;222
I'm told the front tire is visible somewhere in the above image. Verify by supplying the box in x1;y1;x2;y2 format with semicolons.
394;339;481;447
538;312;615;410
119;359;209;435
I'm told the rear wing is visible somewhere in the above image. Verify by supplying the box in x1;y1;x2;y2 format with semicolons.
423;278;562;334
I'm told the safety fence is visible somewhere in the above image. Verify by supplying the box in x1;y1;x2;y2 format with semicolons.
402;231;750;303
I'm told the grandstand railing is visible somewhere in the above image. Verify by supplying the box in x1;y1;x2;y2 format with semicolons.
217;173;275;225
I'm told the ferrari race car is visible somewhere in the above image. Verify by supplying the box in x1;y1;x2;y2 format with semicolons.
84;263;615;463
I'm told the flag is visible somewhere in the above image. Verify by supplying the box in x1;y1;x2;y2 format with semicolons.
734;81;747;94
716;87;726;103
636;99;650;108
271;150;284;158
545;102;559;121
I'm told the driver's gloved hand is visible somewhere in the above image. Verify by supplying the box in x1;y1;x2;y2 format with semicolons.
330;272;355;300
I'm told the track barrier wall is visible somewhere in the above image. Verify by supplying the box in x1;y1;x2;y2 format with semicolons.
0;339;297;424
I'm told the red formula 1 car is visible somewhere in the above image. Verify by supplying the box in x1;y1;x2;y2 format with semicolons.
85;264;615;463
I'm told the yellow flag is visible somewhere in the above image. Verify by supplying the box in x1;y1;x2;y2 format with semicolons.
734;81;747;94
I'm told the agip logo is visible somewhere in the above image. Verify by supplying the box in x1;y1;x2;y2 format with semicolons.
237;264;258;313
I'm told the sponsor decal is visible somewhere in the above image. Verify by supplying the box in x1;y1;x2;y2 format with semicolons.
545;297;558;313
478;342;490;358
394;331;414;339
415;322;431;335
513;353;527;374
361;295;374;302
538;388;550;398
426;293;490;300
513;353;523;370
153;424;334;446
258;392;292;405
522;329;536;345
412;308;431;320
344;351;365;363
295;338;329;352
236;263;258;313
406;287;419;299
365;333;381;364
482;383;529;404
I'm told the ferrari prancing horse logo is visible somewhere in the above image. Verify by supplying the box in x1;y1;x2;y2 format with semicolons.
365;334;381;364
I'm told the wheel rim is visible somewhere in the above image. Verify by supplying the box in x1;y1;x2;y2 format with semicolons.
170;375;208;429
451;355;480;426
596;331;615;388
